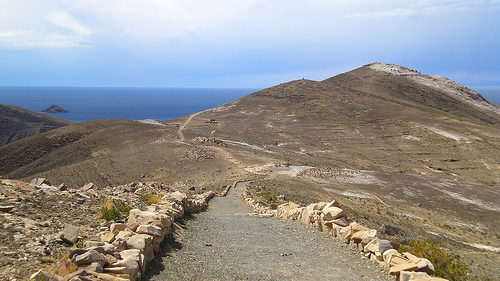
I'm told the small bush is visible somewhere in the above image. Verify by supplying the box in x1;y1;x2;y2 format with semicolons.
113;199;132;215
399;239;468;281
256;192;277;202
139;191;162;205
257;201;268;207
99;200;121;221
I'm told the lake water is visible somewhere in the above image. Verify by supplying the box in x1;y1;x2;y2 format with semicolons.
0;86;498;122
472;86;500;105
0;87;258;122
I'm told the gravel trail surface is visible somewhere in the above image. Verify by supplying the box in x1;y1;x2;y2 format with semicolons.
144;182;393;281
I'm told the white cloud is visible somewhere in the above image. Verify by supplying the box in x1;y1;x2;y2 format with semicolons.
46;12;92;36
0;30;87;48
346;8;414;18
345;0;497;18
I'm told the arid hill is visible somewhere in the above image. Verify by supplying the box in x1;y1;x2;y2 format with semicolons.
0;104;74;146
0;63;499;278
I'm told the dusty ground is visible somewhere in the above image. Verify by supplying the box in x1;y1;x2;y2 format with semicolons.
145;182;392;281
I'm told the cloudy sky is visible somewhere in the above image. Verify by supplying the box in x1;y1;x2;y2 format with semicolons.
0;0;499;88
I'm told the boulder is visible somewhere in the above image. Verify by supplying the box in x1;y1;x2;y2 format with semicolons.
136;224;165;237
30;178;50;187
389;262;419;276
317;202;328;210
288;207;305;221
338;226;352;242
416;258;436;275
321;200;341;211
56;258;70;277
82;262;104;273
84;241;105;248
73;249;108;267
106;259;140;281
403;253;435;275
81;183;96;191
125;234;154;261
277;202;290;220
301;203;321;224
352;230;367;244
57;183;68;191
332;217;348;227
162;191;187;205
120;249;146;274
60;224;80;245
110;223;128;233
128;209;172;229
100;232;115;243
322;207;345;221
112;239;128;251
360;229;380;248
364;238;393;258
383;249;408;266
350;222;370;233
127;221;140;232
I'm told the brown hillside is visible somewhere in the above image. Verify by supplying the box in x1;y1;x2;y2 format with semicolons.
1;63;499;277
0;104;74;146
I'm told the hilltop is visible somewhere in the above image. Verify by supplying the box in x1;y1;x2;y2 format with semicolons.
0;104;74;147
1;63;499;278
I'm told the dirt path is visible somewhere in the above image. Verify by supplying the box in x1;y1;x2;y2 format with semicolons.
177;112;201;141
144;183;392;281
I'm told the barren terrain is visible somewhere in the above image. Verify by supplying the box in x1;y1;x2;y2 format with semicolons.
1;63;499;279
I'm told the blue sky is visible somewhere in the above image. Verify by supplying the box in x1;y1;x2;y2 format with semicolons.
0;0;499;89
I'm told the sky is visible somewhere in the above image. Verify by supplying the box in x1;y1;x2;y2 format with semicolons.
0;0;499;89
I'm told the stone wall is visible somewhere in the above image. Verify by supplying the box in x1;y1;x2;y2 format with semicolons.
30;190;214;281
243;187;449;281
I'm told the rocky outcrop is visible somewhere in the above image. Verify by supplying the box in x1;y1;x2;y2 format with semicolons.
42;104;69;113
27;184;214;281
243;186;449;281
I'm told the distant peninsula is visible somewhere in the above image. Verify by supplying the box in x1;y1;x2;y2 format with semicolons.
42;104;69;113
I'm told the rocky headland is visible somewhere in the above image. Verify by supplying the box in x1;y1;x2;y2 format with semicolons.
42;105;69;113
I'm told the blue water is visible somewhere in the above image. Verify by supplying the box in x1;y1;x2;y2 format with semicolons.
1;86;498;123
0;87;258;122
472;87;500;105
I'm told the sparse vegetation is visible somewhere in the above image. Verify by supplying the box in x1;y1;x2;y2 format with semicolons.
399;240;468;281
256;191;277;202
99;199;130;221
139;191;162;205
257;201;268;207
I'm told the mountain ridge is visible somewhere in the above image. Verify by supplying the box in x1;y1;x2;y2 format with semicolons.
0;104;74;147
1;63;499;277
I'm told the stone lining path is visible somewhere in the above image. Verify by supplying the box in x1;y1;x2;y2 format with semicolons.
144;182;393;280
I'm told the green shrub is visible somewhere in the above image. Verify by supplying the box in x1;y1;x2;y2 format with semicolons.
113;199;132;215
99;200;121;221
256;192;277;202
139;191;162;205
257;201;268;207
399;239;468;281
